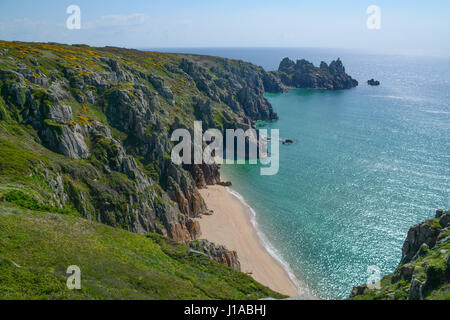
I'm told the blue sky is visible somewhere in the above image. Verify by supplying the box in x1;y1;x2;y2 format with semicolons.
0;0;449;55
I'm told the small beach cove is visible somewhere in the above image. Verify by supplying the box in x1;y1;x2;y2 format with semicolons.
196;184;305;297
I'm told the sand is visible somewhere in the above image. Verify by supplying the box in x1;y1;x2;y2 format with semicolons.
197;185;299;297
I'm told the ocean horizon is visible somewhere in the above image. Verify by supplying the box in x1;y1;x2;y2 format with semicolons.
156;47;449;299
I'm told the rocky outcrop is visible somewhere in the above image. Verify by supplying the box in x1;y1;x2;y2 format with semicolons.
48;105;73;123
190;239;241;271
188;163;221;188
57;124;90;159
368;79;380;86
194;98;215;127
148;74;174;102
273;57;358;90
349;284;369;298
400;217;442;264
350;210;450;300
217;181;232;187
180;57;278;125
436;209;450;229
262;71;286;93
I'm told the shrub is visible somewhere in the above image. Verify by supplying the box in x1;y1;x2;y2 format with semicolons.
2;190;78;215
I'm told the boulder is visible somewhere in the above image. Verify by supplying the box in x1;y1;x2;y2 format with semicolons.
282;139;294;145
190;239;241;271
217;181;232;187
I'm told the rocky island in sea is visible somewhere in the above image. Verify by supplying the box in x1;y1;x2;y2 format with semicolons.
367;78;380;86
263;57;359;92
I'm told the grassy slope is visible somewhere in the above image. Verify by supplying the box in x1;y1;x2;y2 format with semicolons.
0;203;285;300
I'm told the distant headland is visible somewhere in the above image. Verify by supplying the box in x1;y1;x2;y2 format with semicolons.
263;57;358;92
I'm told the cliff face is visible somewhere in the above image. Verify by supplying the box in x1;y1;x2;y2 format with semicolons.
0;42;359;274
273;57;358;90
0;41;278;248
180;57;278;124
350;210;450;300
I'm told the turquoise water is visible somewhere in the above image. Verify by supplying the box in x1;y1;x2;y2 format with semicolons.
164;48;450;299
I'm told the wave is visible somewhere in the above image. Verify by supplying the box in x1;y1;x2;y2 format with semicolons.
368;94;426;102
420;109;450;115
225;187;312;297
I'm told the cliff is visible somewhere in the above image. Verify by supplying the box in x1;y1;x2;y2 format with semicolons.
0;41;278;245
271;57;358;90
0;41;359;297
0;41;291;298
350;210;450;300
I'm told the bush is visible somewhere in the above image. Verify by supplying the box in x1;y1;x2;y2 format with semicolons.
2;190;77;215
4;190;43;211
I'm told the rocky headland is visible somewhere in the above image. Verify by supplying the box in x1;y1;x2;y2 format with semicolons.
268;57;358;90
0;41;359;298
0;42;358;246
350;210;450;300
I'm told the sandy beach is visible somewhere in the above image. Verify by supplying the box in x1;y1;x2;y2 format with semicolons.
197;185;299;297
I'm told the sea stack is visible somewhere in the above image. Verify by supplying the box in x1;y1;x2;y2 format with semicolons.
367;79;380;86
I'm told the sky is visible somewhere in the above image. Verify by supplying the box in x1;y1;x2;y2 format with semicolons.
0;0;449;56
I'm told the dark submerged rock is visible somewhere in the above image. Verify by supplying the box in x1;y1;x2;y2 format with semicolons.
282;139;294;145
368;78;380;86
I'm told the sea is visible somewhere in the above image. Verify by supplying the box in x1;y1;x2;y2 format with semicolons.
155;47;450;299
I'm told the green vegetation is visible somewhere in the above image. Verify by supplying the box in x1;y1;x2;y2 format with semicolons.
351;214;450;300
1;190;77;215
0;204;284;300
0;40;287;300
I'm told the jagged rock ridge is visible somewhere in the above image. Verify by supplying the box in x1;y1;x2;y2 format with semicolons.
270;57;358;90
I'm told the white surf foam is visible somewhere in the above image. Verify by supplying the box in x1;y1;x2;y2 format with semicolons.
225;186;312;297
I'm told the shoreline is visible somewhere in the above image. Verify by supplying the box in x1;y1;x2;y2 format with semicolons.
196;184;302;297
225;187;304;293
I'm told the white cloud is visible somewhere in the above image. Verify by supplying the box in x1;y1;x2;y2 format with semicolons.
90;13;150;28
